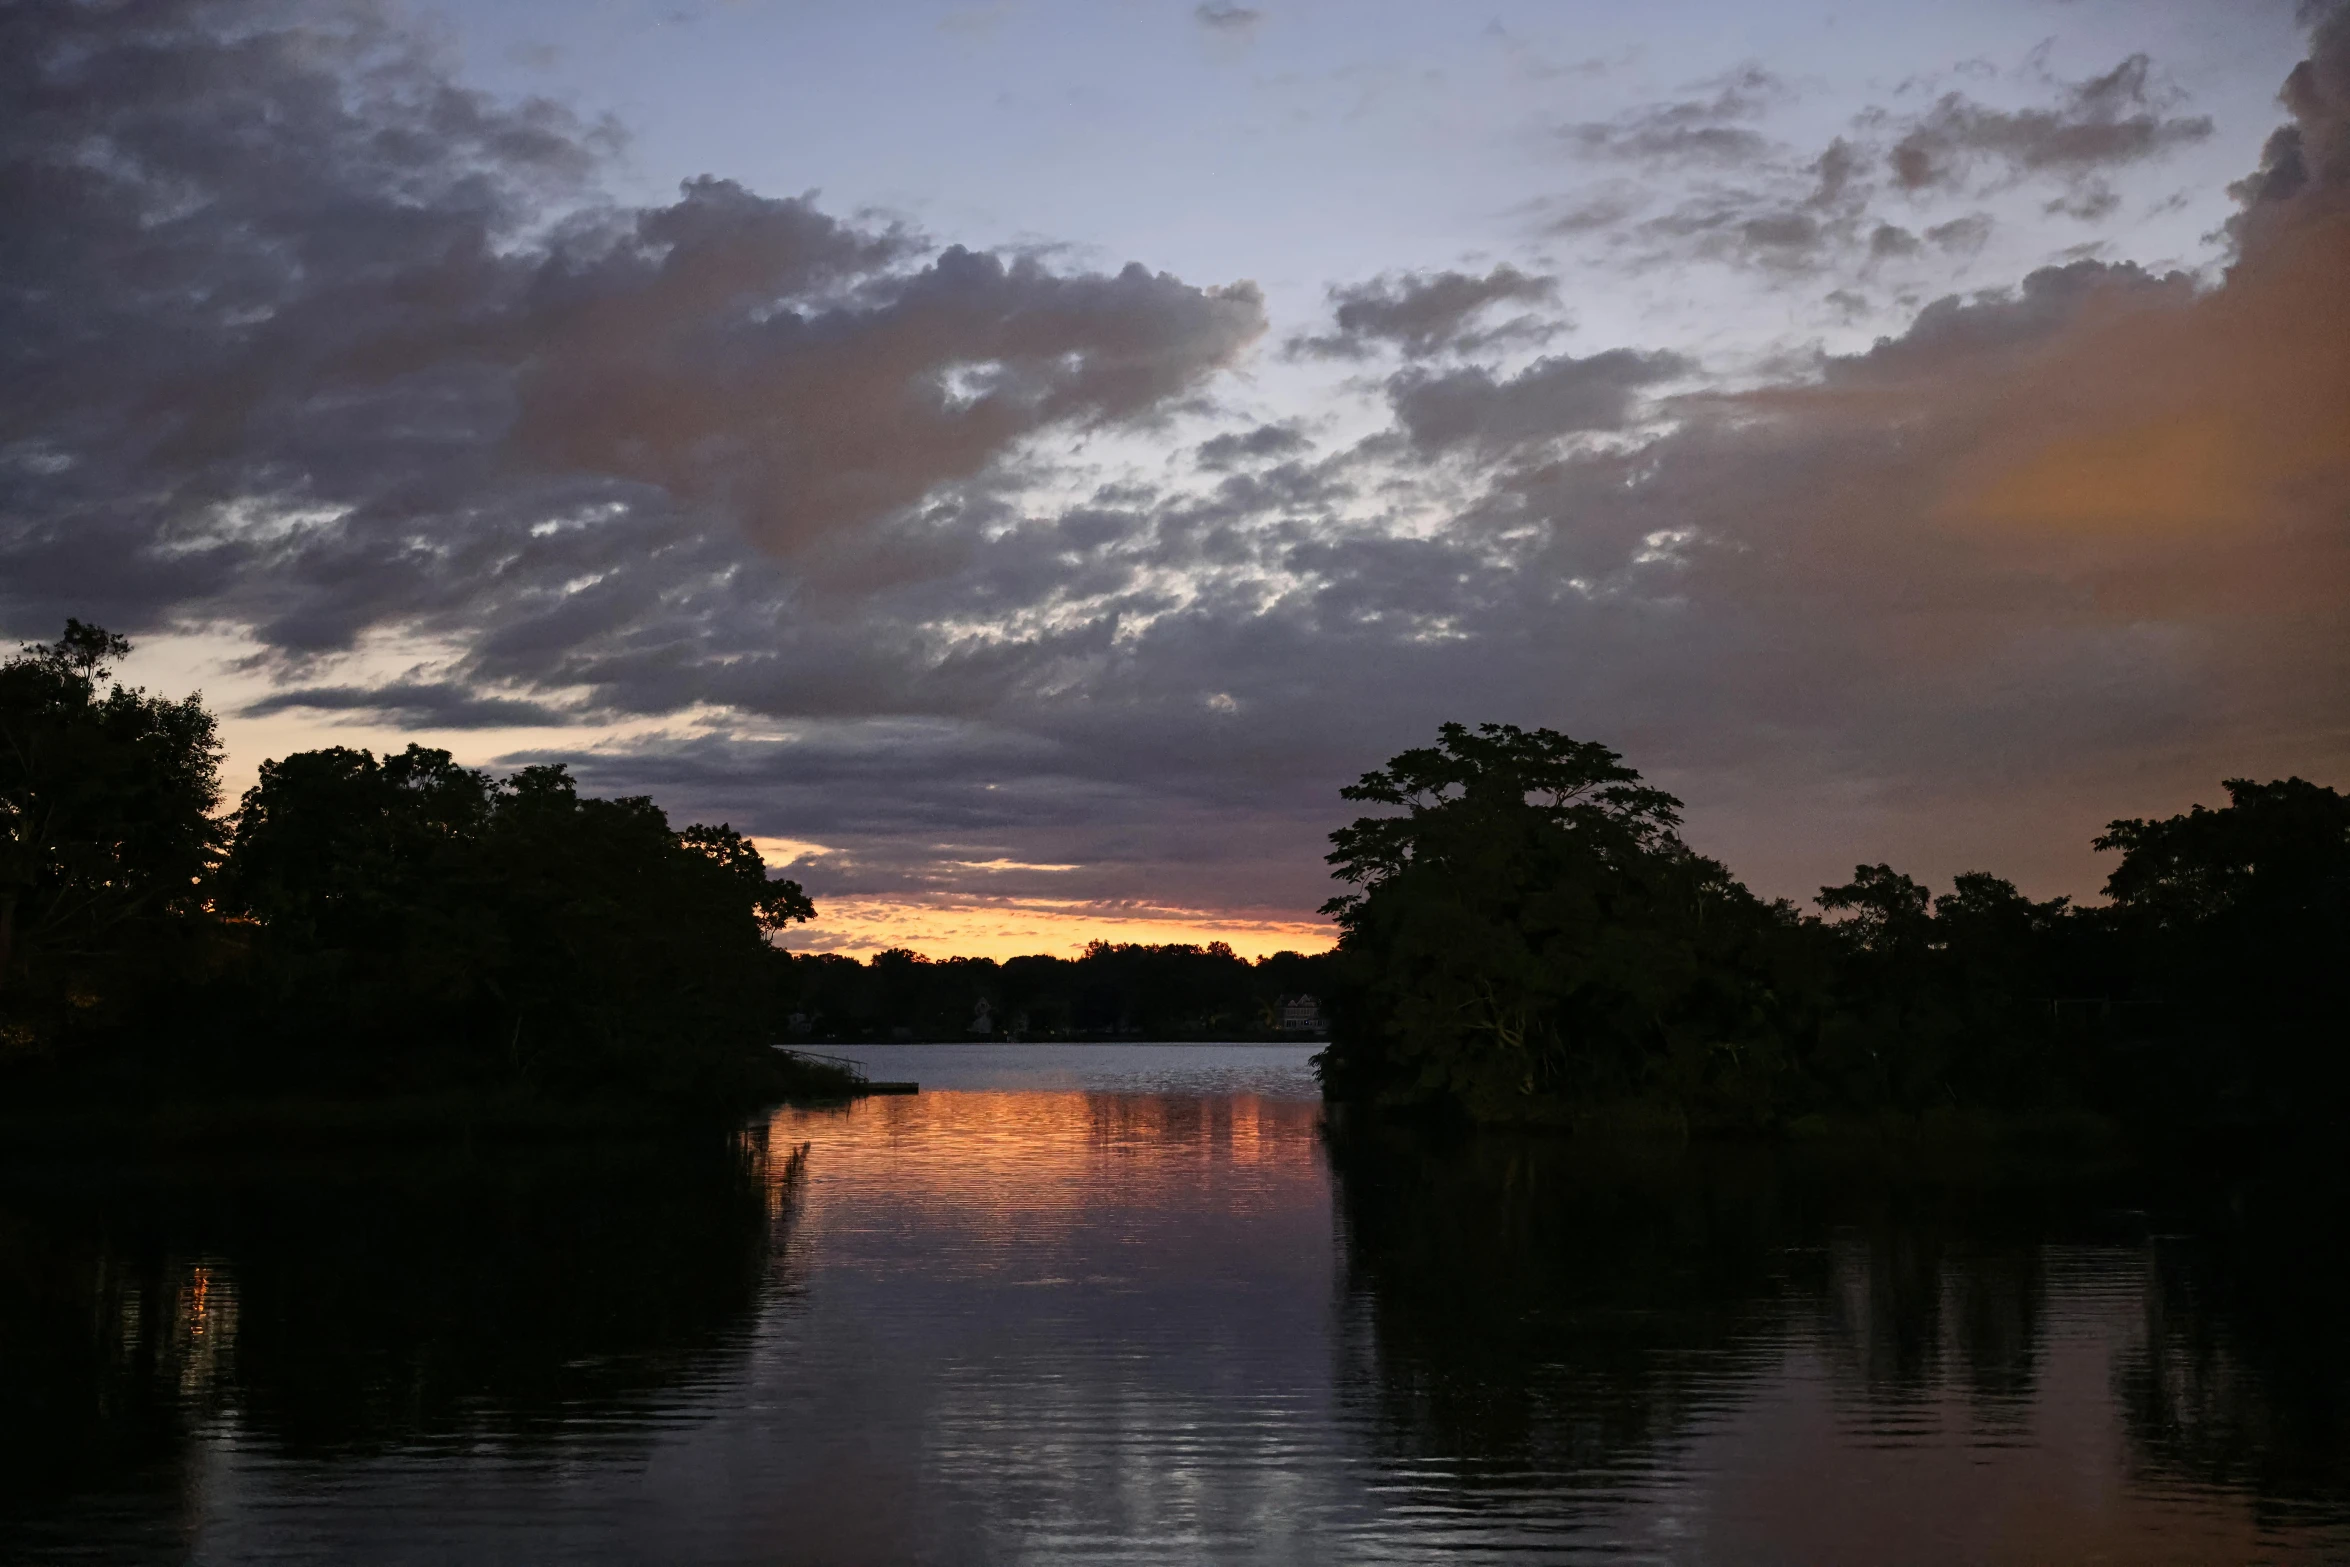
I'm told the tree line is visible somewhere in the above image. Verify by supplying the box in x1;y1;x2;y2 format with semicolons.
779;941;1332;1043
0;623;834;1109
1316;722;2350;1130
9;621;2341;1127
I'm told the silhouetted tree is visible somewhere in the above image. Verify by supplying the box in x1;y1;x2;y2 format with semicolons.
1809;865;2080;1113
2095;777;2350;1117
212;751;818;1099
0;623;223;1053
1320;723;2346;1129
1315;723;1813;1125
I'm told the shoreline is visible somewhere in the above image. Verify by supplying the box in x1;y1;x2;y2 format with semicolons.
0;1084;880;1157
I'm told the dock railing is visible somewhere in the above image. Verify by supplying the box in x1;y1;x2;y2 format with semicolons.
771;1047;919;1094
773;1045;871;1083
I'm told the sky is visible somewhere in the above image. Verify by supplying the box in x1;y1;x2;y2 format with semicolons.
3;0;2344;958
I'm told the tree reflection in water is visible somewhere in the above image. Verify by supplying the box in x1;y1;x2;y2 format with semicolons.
3;1099;2346;1562
2116;1145;2350;1521
1324;1116;2350;1548
0;1126;802;1556
1325;1117;1798;1489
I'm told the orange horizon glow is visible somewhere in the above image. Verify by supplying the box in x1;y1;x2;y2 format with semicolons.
775;893;1337;962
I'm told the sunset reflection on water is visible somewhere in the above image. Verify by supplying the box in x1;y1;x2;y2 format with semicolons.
5;1047;2348;1563
754;1072;1338;1562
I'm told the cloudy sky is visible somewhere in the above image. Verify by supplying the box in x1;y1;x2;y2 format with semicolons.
4;0;2344;957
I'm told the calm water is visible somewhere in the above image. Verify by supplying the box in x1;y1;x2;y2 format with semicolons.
5;1043;2348;1563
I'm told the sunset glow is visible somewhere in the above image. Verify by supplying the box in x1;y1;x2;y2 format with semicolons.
777;896;1335;962
4;0;2343;945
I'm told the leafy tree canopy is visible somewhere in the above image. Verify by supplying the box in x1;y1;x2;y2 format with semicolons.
1324;722;1683;922
1316;723;1807;1122
2097;777;2350;930
1815;864;1932;953
0;622;221;1028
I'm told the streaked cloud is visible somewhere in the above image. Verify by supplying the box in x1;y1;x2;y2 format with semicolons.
1886;55;2214;193
1565;63;1792;167
1288;266;1561;360
1537;48;2225;289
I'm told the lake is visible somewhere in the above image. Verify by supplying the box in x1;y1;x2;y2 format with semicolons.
5;1042;2346;1563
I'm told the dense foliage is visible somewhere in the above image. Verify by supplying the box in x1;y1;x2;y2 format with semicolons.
1315;724;1813;1125
208;747;815;1100
0;624;822;1109
2093;778;2350;1117
1316;722;2350;1130
0;623;226;1054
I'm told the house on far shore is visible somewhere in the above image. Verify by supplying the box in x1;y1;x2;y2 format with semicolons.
1277;995;1325;1034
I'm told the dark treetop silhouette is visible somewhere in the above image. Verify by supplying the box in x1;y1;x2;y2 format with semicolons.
1312;721;2350;1130
0;621;222;1040
1;623;836;1113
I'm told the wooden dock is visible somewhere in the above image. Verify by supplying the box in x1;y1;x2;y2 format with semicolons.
775;1046;917;1096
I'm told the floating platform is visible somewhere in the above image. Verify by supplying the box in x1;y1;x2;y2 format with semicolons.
862;1081;920;1095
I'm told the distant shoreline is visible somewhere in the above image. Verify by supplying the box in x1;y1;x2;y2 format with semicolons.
803;1033;1330;1047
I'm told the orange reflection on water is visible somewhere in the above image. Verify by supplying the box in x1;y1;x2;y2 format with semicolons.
767;1089;1327;1270
173;1261;238;1400
779;1089;1320;1184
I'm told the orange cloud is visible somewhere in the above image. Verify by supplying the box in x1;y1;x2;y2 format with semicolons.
1941;212;2350;545
1960;415;2260;535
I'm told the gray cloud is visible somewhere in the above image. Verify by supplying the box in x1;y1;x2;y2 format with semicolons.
514;13;2350;923
1195;422;1311;470
1545;52;2215;287
1575;122;1770;167
241;682;580;729
0;0;1264;649
1835;258;2191;378
2045;180;2122;221
1387;349;1692;452
1886;54;2213;192
1871;223;1924;258
1547;119;1870;280
1566;64;1789;167
1194;4;1263;35
1923;212;1997;255
2231;1;2350;246
1289;265;1560;359
502;210;1266;553
1536;187;1647;236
